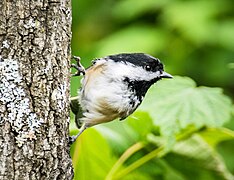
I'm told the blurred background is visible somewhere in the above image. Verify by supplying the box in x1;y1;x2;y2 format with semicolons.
71;0;234;179
71;0;234;98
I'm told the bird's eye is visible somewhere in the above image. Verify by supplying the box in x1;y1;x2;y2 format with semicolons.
145;65;151;71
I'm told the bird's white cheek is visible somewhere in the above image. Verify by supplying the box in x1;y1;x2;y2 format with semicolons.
106;61;161;81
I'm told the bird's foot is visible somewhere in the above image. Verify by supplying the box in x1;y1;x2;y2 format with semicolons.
71;56;85;76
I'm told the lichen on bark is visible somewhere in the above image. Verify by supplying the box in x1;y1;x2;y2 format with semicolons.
0;0;73;179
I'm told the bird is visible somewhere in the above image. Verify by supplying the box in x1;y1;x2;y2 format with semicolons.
70;53;172;143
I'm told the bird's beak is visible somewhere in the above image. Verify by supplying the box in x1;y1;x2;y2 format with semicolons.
160;71;173;78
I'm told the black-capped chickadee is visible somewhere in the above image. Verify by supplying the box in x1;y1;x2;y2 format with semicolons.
70;53;172;143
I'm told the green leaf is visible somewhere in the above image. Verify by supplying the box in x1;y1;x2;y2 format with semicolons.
70;128;117;180
127;111;154;138
95;111;154;154
199;127;234;148
139;76;233;140
167;134;234;180
95;122;136;155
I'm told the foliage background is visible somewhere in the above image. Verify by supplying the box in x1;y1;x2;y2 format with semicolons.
70;0;234;179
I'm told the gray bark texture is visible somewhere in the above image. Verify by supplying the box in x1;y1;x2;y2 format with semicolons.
0;0;73;179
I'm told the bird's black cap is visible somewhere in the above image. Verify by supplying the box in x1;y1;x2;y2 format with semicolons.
107;53;164;72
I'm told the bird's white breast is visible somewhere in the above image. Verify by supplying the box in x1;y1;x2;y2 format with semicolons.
79;60;141;126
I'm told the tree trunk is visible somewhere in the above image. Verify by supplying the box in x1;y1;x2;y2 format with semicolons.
0;0;73;179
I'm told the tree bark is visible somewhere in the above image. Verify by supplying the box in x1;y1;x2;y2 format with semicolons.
0;0;73;179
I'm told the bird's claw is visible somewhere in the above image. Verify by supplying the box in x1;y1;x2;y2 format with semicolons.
71;56;85;76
